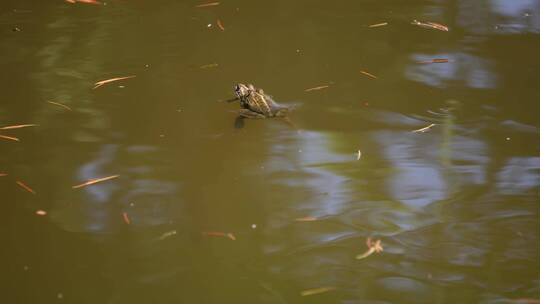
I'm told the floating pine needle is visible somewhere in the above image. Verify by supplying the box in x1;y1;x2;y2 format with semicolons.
195;2;220;8
16;181;36;194
36;210;47;216
122;212;131;224
159;230;177;240
200;63;218;69
93;75;136;89
417;58;449;64
0;135;20;142
368;22;388;28
47;101;72;111
304;85;329;92
295;216;318;222
72;175;120;189
360;70;377;79
300;286;336;296
356;237;383;260
0;124;38;130
411;20;449;32
356;149;362;160
412;123;436;133
66;0;102;4
202;231;236;240
217;19;225;31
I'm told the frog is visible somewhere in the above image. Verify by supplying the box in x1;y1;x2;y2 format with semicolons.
228;83;289;119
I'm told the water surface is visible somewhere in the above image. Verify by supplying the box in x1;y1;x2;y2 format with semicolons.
1;0;540;303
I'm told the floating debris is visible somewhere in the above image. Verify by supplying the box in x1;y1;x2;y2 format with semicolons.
122;212;131;224
217;19;225;31
72;175;120;189
16;180;36;194
368;22;388;28
412;123;436;133
36;210;47;216
195;2;220;8
356;237;383;260
295;216;318;222
416;58;449;64
411;20;449;32
356;149;362;160
0;173;7;177
360;70;377;79
0;124;38;130
304;85;329;92
159;230;177;240
93;75;136;89
66;0;102;5
200;63;219;69
0;135;20;142
300;286;336;296
47;101;72;111
202;231;236;240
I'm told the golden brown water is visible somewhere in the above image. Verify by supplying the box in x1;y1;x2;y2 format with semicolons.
1;1;540;303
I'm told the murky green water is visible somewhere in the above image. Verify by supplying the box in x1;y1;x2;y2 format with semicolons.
2;1;540;303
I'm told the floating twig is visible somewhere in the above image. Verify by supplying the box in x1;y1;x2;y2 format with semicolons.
368;22;388;28
356;149;362;160
360;70;378;79
300;286;336;296
356;237;383;260
0;135;20;142
411;20;449;32
36;210;47;216
93;75;136;89
47;101;72;111
72;175;120;189
16;180;36;194
304;85;329;92
412;123;436;133
195;2;220;8
0;124;38;130
202;231;236;240
0;173;7;177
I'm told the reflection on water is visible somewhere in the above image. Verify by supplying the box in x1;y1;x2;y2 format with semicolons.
2;0;540;303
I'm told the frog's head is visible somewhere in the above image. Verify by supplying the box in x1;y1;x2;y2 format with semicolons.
234;83;252;98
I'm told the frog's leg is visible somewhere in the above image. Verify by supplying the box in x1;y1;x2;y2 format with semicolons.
237;109;266;119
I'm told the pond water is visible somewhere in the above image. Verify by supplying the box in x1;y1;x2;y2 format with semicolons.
1;0;539;303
